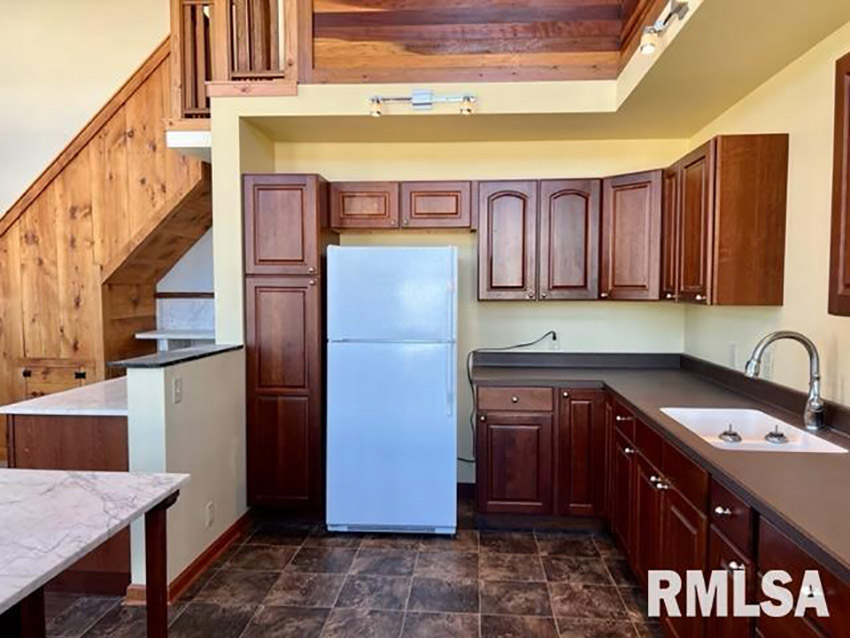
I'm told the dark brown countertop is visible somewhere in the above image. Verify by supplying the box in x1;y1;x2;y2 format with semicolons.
472;363;850;582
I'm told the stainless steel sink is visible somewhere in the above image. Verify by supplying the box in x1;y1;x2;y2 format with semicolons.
660;408;847;454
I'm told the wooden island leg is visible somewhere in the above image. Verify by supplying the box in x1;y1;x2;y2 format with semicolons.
144;492;178;638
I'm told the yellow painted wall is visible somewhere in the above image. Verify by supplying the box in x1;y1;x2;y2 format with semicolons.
683;20;850;405
0;0;168;214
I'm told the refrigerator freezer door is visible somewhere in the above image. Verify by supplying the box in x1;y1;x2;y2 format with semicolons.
327;341;457;533
327;246;457;343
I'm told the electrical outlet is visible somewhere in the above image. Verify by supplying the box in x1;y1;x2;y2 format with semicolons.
172;377;183;404
204;501;215;528
549;332;560;351
728;343;739;368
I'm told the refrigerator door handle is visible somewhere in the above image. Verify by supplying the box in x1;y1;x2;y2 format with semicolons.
446;345;454;417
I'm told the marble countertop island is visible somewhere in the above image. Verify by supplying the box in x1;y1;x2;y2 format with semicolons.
0;378;127;417
0;469;188;615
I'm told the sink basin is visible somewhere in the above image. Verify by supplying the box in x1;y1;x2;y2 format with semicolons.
660;408;847;454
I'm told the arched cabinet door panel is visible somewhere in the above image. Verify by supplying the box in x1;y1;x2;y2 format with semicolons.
477;181;538;301
539;179;601;301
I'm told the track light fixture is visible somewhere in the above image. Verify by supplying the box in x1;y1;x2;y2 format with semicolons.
367;90;477;117
639;0;689;56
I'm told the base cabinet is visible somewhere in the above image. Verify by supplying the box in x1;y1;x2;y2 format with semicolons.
631;452;663;587
706;527;754;638
556;389;605;516
476;411;553;514
610;429;635;554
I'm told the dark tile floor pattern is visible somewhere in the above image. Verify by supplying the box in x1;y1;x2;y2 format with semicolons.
44;507;659;638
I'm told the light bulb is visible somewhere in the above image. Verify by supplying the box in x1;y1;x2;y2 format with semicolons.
459;96;474;116
369;97;383;117
639;28;659;55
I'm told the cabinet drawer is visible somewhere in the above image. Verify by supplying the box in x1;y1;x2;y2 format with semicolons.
662;441;708;509
759;519;849;637
707;526;754;638
613;403;636;440
477;387;553;412
710;479;753;555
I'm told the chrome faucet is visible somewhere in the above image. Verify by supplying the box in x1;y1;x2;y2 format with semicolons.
744;331;825;431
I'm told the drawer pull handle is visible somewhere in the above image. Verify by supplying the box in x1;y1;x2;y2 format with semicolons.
695;294;706;302
562;391;570;398
615;415;632;422
649;475;660;484
623;447;635;456
511;396;519;403
600;292;609;299
714;506;733;518
727;561;745;572
655;481;670;490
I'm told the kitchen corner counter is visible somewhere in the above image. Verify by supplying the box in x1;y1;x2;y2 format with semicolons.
0;378;127;417
107;344;242;369
472;356;850;583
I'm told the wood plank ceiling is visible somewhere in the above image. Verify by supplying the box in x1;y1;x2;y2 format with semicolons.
307;0;653;83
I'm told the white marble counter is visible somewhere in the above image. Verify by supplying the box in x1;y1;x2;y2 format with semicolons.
0;469;188;614
0;378;127;417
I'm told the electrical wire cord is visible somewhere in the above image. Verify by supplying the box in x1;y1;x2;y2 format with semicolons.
457;330;558;464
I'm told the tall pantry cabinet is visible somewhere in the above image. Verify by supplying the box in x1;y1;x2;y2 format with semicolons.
243;174;338;511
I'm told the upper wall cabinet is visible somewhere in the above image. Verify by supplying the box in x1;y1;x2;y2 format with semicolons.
830;52;850;316
330;182;400;230
663;134;789;306
243;175;325;276
600;171;662;301
661;166;680;301
539;180;601;300
400;181;473;229
478;181;539;300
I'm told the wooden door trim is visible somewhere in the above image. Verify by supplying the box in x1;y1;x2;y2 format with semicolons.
830;51;850;315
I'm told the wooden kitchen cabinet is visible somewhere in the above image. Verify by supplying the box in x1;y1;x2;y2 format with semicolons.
660;485;708;638
245;277;323;508
829;51;850;316
330;181;400;229
667;135;788;306
539;180;601;300
18;359;95;399
243;173;336;512
611;428;636;556
556;388;605;516
661;165;680;301
600;170;662;300
477;181;538;300
631;452;663;587
243;174;326;276
476;410;554;514
400;181;472;228
707;527;754;638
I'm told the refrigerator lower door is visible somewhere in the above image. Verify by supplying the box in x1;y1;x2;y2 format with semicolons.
327;341;457;534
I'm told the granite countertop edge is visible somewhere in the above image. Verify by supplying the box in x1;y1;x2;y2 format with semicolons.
107;344;243;369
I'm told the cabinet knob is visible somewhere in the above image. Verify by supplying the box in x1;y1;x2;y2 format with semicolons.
695;294;705;302
308;266;315;273
665;292;674;300
615;415;632;422
479;415;486;422
600;292;609;299
649;475;660;484
527;291;535;299
511;396;519;403
623;446;635;455
402;219;409;226
309;280;316;286
562;391;570;398
727;561;745;572
714;506;733;518
655;481;670;490
540;292;547;299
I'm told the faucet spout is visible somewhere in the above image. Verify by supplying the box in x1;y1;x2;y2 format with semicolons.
744;331;825;431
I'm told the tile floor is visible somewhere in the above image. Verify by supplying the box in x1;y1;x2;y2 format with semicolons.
44;503;659;638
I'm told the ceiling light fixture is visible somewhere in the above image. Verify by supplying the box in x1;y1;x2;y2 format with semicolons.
639;0;689;56
367;90;477;116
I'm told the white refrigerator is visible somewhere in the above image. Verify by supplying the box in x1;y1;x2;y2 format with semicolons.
326;246;457;534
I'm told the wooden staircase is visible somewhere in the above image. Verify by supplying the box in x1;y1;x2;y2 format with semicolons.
0;38;212;457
